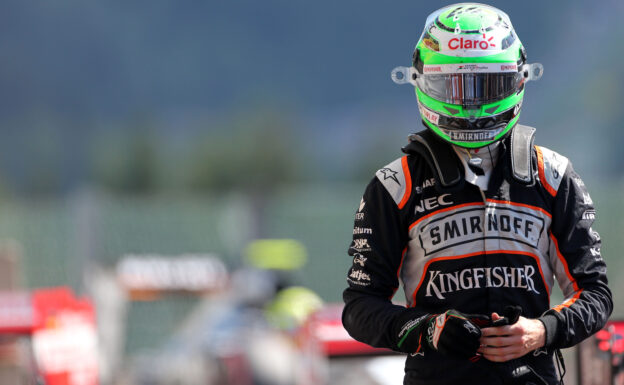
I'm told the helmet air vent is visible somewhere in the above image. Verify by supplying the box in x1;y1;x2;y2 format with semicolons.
484;105;499;114
444;106;460;115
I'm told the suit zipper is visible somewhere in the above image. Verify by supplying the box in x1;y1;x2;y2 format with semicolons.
478;187;491;314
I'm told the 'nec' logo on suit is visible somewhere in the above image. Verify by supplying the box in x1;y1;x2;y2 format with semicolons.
415;194;453;213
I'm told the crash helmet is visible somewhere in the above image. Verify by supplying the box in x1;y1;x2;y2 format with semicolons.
392;3;543;148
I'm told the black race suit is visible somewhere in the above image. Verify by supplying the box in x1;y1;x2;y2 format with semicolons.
342;139;612;385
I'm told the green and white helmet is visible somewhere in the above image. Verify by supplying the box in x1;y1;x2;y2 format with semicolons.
392;3;543;148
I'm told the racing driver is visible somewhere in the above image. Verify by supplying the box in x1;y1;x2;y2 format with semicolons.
342;3;612;384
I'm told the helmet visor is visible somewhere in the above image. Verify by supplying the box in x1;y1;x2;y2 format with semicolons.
416;72;524;105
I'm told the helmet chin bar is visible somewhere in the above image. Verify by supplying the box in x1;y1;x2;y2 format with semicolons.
391;62;544;86
440;125;506;145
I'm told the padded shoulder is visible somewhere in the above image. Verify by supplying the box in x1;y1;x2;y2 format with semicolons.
402;129;463;190
535;145;569;196
375;156;412;209
509;124;536;184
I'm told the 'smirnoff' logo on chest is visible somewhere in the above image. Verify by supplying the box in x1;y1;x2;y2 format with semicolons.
415;206;546;256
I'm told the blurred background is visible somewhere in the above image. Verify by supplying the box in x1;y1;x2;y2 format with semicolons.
0;0;623;384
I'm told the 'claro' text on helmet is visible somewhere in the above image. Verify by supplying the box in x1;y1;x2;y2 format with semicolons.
448;35;495;50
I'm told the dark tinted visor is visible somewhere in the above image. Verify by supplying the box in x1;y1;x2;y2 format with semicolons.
416;72;524;105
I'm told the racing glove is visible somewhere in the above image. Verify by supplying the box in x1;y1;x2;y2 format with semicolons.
425;310;483;357
490;305;522;327
395;309;485;358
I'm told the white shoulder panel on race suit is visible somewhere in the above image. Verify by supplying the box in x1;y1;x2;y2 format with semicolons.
375;156;411;209
535;146;569;196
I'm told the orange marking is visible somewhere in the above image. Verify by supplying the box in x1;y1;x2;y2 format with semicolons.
398;156;412;209
549;232;583;312
549;233;580;292
415;333;423;354
535;146;557;196
553;290;583;312
486;198;552;219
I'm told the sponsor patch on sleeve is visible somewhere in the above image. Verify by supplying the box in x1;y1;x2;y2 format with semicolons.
376;158;407;206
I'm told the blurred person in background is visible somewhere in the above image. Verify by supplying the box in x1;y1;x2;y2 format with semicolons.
341;3;612;385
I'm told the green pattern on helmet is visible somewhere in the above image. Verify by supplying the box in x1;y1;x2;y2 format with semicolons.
416;88;523;120
409;3;528;148
438;5;499;33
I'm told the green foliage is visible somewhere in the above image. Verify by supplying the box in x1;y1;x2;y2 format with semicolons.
86;109;304;195
185;110;302;192
92;129;160;194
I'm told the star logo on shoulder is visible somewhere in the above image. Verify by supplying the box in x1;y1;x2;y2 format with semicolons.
379;168;400;185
